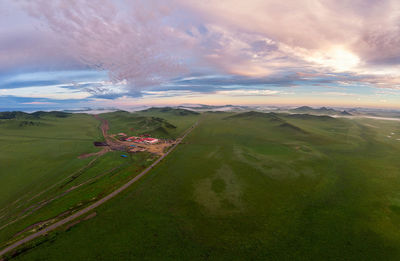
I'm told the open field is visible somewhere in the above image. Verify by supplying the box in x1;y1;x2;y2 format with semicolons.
0;113;101;211
0;109;199;258
4;110;400;260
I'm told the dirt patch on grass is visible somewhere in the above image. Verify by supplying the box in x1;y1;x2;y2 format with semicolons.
128;141;173;156
78;147;110;159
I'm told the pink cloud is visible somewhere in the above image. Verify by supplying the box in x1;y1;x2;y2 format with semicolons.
21;0;186;88
8;0;400;91
178;0;400;73
21;102;57;105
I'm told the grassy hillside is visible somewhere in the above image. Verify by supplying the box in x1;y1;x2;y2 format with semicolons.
136;107;199;136
12;111;400;260
100;108;199;139
0;113;101;210
99;110;178;138
140;107;199;116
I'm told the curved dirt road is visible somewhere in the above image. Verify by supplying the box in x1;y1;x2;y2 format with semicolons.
0;122;198;258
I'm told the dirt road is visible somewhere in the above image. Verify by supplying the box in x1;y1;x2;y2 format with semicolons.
0;121;198;258
93;115;127;151
93;115;109;137
78;115;112;158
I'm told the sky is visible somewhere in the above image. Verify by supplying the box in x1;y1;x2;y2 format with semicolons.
1;0;400;110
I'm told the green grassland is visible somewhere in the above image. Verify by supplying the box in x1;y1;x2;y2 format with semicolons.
8;111;400;260
0;109;199;258
100;108;199;139
0;112;101;210
0;112;116;245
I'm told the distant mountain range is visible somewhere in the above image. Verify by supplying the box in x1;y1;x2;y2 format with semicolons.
140;107;200;116
177;104;354;116
0;111;71;119
2;105;400;119
289;106;352;116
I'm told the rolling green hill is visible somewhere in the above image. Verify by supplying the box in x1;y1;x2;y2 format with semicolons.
99;108;199;139
99;111;178;138
140;107;199;116
290;106;352;116
8;110;400;260
0;111;71;120
134;108;200;138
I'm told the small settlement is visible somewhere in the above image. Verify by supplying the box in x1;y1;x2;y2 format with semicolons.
124;136;159;144
111;133;171;156
88;120;175;159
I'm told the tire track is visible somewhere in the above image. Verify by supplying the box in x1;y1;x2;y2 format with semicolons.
0;121;197;258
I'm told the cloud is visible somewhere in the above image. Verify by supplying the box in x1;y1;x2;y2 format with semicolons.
0;80;62;89
0;1;84;74
14;1;400;81
0;85;92;100
21;101;57;105
20;0;186;88
1;0;400;109
171;73;298;87
316;92;356;97
0;96;89;111
215;89;280;96
14;0;388;83
178;0;400;78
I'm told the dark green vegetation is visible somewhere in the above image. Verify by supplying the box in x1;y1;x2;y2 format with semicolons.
140;107;199;116
6;110;400;260
0;109;198;259
0;112;99;210
100;108;198;139
0;112;102;246
0;111;70;120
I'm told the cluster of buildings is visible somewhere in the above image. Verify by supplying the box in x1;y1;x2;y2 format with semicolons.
118;133;159;144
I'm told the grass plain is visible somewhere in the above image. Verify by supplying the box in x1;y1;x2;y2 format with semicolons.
0;110;198;255
0;113;101;210
6;110;400;260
